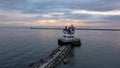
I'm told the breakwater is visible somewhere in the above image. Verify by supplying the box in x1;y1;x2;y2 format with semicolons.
28;45;72;68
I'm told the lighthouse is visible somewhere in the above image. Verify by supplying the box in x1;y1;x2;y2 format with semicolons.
58;25;81;46
63;25;75;41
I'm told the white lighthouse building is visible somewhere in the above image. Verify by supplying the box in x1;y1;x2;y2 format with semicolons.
58;25;81;45
63;25;75;41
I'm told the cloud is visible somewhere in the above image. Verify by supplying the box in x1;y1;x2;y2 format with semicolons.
0;9;39;21
1;0;120;12
41;12;64;18
72;10;120;16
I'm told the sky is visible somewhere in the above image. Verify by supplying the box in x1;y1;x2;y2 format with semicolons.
0;0;120;26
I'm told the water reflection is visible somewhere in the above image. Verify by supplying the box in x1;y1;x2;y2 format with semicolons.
69;45;82;59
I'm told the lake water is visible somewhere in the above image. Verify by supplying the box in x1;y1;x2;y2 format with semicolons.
0;28;120;68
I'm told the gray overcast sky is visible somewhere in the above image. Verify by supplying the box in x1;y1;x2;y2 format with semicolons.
0;0;120;26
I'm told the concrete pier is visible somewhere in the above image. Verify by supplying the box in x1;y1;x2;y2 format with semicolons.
28;45;72;68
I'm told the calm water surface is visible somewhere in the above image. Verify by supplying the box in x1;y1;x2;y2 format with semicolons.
0;28;120;68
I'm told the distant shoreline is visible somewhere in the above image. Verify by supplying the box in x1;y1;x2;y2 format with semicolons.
30;27;120;31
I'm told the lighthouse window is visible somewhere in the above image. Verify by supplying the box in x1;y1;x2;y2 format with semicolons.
68;36;74;38
63;36;66;38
